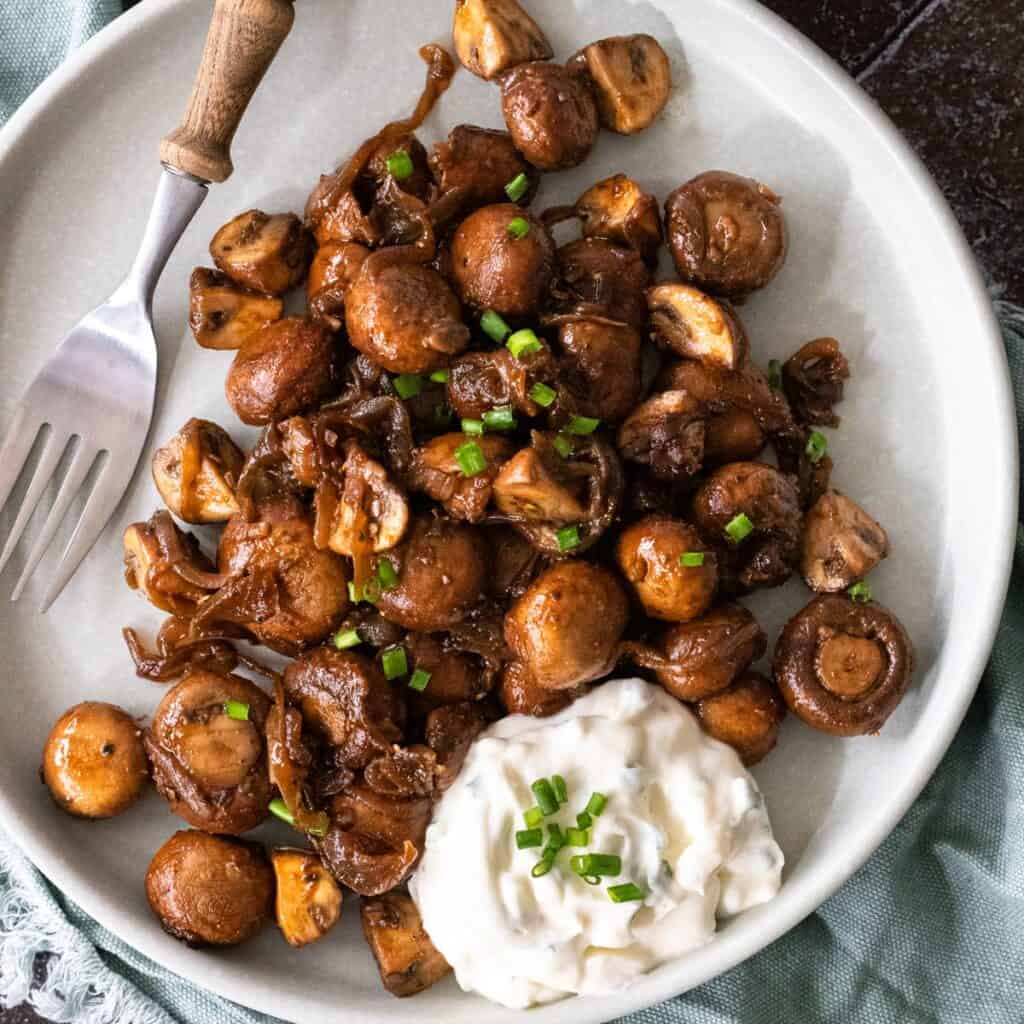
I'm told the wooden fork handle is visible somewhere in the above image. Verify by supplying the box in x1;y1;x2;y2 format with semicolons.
160;0;295;183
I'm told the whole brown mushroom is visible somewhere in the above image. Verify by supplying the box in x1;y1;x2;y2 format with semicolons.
554;238;650;330
695;671;786;765
146;830;273;947
306;241;370;331
801;490;889;592
42;702;148;819
499;661;583;717
430;125;537;209
558;319;642;423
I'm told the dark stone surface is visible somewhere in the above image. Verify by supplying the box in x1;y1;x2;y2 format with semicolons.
2;3;1019;1023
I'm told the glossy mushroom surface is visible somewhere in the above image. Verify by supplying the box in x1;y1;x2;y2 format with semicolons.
800;490;889;592
695;671;786;765
271;848;343;948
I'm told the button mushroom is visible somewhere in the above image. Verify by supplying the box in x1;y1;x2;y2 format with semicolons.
271;848;343;948
505;560;628;690
774;594;914;736
327;441;410;556
151;418;244;524
361;891;452;997
408;433;514;523
558;319;642;423
574;173;663;264
499;660;583;717
553;238;650;330
453;0;552;80
430;125;537;210
665;170;787;301
616;390;706;481
225;317;339;426
492;444;587;523
616;515;718;622
695;671;786;765
646;282;749;370
567;34;672;135
144;669;272;834
404;633;491;709
145;830;273;947
782;337;851;427
307;241;370;332
450;203;555;317
801;490;889;592
704;409;766;464
42;702;148;819
188;268;282;350
424;702;490;791
210;209;313;296
500;62;600;171
446;347;556;421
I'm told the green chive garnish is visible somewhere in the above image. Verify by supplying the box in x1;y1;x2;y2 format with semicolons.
481;309;512;343
570;853;621;877
608;882;646;903
333;628;362;650
531;853;555;878
553;434;574;459
223;699;249;721
586;792;607;817
507;329;543;359
483;406;517;431
566;827;589;847
377;558;399;589
381;646;408;680
552;774;568;803
455;440;487;477
429;369;449;384
576;810;592;829
529;382;557;407
507;216;531;239
392;373;422;399
386;150;414;181
848;580;872;603
269;797;296;827
531;778;559;816
546;823;565;850
805;430;828;464
679;551;705;567
461;418;485;436
516;828;543;849
566;415;600;436
347;579;380;605
556;525;580;552
725;513;754;544
768;359;783;390
505;172;530;202
524;806;543;828
408;668;432;692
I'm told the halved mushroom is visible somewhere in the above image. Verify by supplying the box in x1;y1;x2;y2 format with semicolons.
210;209;314;296
408;433;514;523
361;891;451;997
430;125;537;210
695;671;786;765
558;319;642;423
327;441;410;556
647;283;749;370
145;669;272;834
616;390;706;481
271;848;343;948
774;594;914;736
492;445;587;522
188;268;282;350
665;171;787;301
307;241;370;332
553;238;650;330
574;174;663;264
567;34;672;135
453;0;552;80
42;702;148;819
146;830;273;947
801;490;889;592
151;418;244;524
782;337;851;427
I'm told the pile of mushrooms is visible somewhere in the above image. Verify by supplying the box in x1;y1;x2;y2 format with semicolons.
39;0;912;1000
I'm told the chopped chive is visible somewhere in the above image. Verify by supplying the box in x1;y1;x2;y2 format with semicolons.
679;551;705;568
576;810;592;830
516;827;543;849
408;668;432;692
483;406;517;431
566;415;600;436
381;646;408;680
505;172;530;202
566;827;589;847
333;628;362;650
455;440;488;477
586;792;607;817
507;329;543;359
223;699;249;721
725;512;755;544
461;418;485;436
529;382;557;407
546;823;565;850
552;774;568;803
553;434;574;459
848;580;872;603
570;853;621;877
429;369;449;384
507;216;531;239
433;403;454;428
386;150;414;181
608;882;646;903
377;558;399;589
582;874;601;885
523;806;543;828
269;797;295;827
531;853;555;878
481;309;512;343
531;778;559;816
392;373;422;399
347;580;380;605
805;430;828;464
556;525;580;552
768;359;783;390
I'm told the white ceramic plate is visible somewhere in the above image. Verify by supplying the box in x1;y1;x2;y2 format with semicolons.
0;1;1015;1021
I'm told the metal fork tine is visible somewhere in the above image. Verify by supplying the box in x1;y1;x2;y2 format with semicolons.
0;407;42;515
39;455;135;613
0;431;68;575
10;444;98;602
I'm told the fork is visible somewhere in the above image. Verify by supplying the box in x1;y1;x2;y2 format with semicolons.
0;0;295;611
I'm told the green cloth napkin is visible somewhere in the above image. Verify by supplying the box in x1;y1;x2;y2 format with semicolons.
1;5;1022;1023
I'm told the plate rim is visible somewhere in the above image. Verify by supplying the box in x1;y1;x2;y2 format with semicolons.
0;0;1016;1020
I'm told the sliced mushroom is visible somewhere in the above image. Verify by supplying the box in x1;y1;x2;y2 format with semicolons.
408;433;514;523
695;671;786;765
328;441;410;556
151;418;244;524
617;390;706;481
567;34;672;135
801;490;889;592
558;319;642;423
453;0;552;80
782;337;851;427
210;210;314;296
774;594;914;736
188;268;283;350
123;514;217;616
307;241;370;332
42;702;148;819
430;125;537;210
492;445;587;523
361;891;451;997
271;848;343;948
647;283;749;370
574;173;663;264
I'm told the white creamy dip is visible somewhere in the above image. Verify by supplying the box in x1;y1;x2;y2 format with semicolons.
409;677;784;1009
